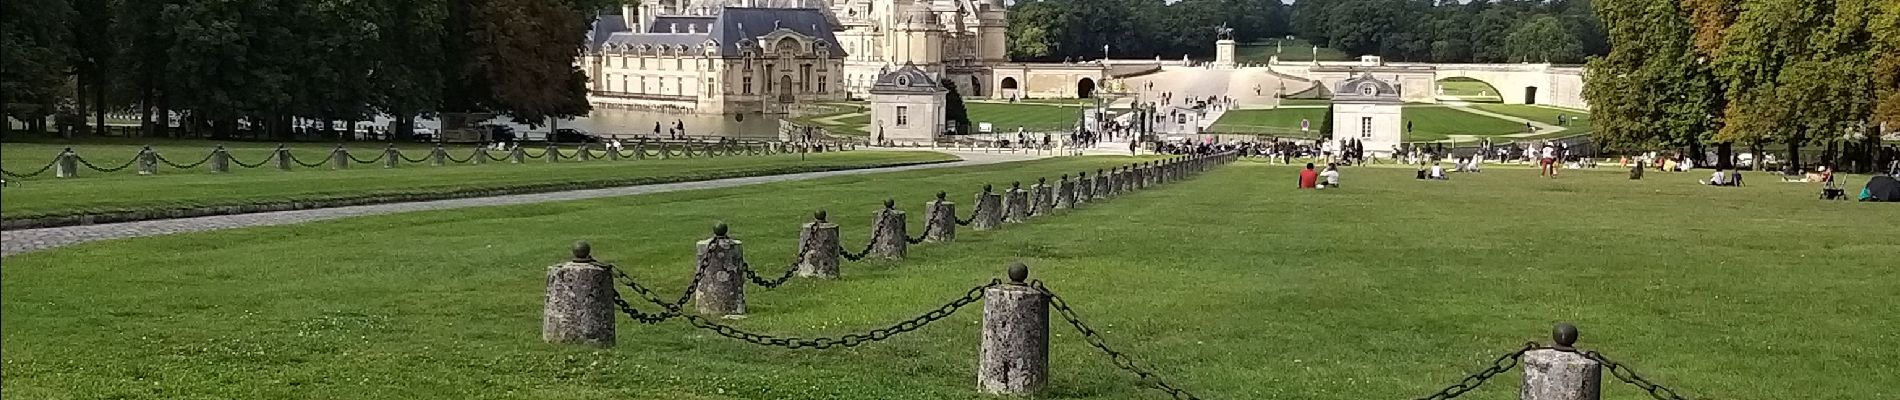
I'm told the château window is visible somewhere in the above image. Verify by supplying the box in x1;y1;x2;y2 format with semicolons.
677;77;685;95
800;64;812;92
707;78;716;96
639;56;646;69
676;58;683;70
743;77;753;94
818;76;827;93
1360;117;1373;139
896;106;909;126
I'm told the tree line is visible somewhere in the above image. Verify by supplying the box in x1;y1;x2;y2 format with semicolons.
1006;0;1606;65
1585;0;1899;171
0;0;617;140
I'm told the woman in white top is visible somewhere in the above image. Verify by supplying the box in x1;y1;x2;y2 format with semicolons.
1319;165;1341;188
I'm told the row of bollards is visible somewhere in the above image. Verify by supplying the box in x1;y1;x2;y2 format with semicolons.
35;141;848;178
543;152;1249;396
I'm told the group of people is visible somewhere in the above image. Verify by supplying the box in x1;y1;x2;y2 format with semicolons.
1297;163;1343;189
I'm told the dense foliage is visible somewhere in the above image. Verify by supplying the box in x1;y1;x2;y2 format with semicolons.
0;0;618;139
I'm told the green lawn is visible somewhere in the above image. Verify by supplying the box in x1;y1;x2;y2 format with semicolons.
1237;38;1352;63
2;138;445;177
1403;106;1528;142
1437;78;1503;103
0;143;955;220
1277;99;1334;107
966;102;1084;132
1470;104;1592;139
1208;108;1328;137
5;159;1894;399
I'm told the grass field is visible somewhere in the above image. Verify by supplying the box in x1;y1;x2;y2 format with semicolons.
0;142;955;220
966;102;1084;132
1403;106;1528;142
1470;104;1592;140
1208;108;1328;137
1237;38;1352;63
6;158;1896;399
1437;78;1503;103
1277;99;1334;107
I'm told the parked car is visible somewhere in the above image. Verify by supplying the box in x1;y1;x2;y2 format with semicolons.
551;128;603;144
412;127;437;142
481;124;517;143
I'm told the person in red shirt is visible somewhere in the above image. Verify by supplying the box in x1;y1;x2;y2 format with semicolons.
1298;163;1319;189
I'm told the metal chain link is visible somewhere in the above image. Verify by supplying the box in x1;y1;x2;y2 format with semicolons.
347;150;386;164
397;150;431;163
523;148;548;159
1410;342;1540;400
742;259;802;289
287;151;333;168
484;150;512;162
156;152;217;169
0;158;60;178
679;280;997;350
1034;280;1206;400
956;198;982;226
74;155;138;173
228;152;274;169
1575;349;1692;400
444;151;475;164
837;218;885;262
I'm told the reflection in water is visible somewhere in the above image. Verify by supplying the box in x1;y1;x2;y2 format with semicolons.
378;108;784;140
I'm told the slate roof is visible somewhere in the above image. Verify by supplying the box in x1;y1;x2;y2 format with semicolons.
590;7;846;59
1333;75;1402;104
871;64;944;94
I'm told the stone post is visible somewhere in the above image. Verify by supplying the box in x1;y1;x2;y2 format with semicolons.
1029;177;1052;217
332;146;350;170
694;223;747;317
54;148;78;178
431;145;446;166
1078;172;1095;203
661;143;672;159
546;145;561;163
1522;324;1601;400
978;262;1049;395
1132;163;1146;190
136;148;157;176
577;144;593;161
924;192;957;242
1093;169;1110;200
870;199;908;259
1120;166;1135;193
473;148;489;165
797;210;841;278
210;146;230;173
275;146;293;170
1004;182;1030;223
607;145;621;161
543;241;616;347
634;143;648;160
510;146;525;164
1056;175;1077;209
973;185;1004;231
383;145;400;169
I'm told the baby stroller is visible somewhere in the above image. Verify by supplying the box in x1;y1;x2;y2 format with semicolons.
1821;180;1848;200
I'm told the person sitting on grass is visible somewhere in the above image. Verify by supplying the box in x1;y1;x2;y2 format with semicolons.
1319;164;1341;189
1428;163;1449;180
1702;168;1730;186
1298;163;1319;189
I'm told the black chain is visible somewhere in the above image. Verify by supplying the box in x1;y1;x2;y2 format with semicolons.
523;148;548;159
484;150;512;162
1410;342;1541;400
956;198;982;226
1;158;60;178
287;152;333;168
617;149;637;159
347;150;386;164
837;219;884;262
679;280;997;350
157;152;216;169
74;155;138;173
906;229;929;245
1035;280;1205;400
1575;349;1692;400
742;259;802;289
444;151;475;164
398;150;431;163
228;152;273;168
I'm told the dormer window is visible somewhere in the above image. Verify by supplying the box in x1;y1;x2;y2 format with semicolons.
1360;85;1376;96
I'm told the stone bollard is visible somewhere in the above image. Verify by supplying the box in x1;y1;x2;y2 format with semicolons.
973;184;1004;231
332;146;350;170
1029;177;1052;217
1522;323;1601;400
1120;166;1134;193
210;146;230;173
546;145;561;163
383;146;400;169
543;241;616;347
431;145;447;166
607;145;621;161
136;148;158;175
577;144;593;161
634;143;647;160
510;147;526;163
797;210;841;278
1132;163;1146;190
473;148;489;165
272;146;292;170
1056;175;1077;209
1076;172;1094;203
1093;169;1111;200
1004;182;1030;223
694;223;747;317
870;199;909;259
924;192;957;242
54;148;78;178
978;262;1049;395
661;143;672;159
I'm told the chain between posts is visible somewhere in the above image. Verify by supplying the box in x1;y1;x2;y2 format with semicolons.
1409;342;1541;400
229;152;274;168
347;150;386;164
678;280;997;350
837;217;884;262
0;158;60;178
523;149;548;159
602;257;709;324
743;248;807;289
1571;349;1692;400
157;152;217;169
444;151;475;164
955;197;983;226
398;150;431;163
286;152;332;168
74;155;138;173
1033;280;1206;400
484;150;512;162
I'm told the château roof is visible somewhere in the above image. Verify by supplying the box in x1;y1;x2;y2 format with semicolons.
870;64;945;95
1333;74;1402;104
590;7;846;59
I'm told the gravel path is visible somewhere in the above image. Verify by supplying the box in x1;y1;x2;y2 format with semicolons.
1;151;1040;257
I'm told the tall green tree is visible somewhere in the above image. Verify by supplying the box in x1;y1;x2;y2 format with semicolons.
1584;0;1717;153
1502;15;1584;63
0;0;74;135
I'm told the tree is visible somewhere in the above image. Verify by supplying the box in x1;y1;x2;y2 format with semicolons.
0;0;74;135
1584;0;1717;153
1503;15;1584;63
942;79;970;135
1869;0;1900;131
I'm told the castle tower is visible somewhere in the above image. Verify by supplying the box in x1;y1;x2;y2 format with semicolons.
975;0;1007;64
893;1;945;74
